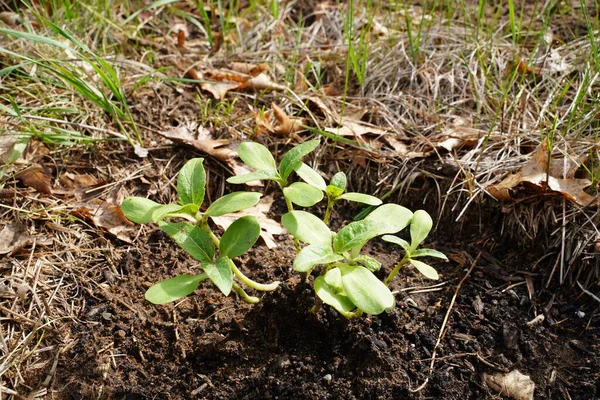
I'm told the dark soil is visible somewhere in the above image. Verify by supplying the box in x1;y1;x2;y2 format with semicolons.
53;185;600;400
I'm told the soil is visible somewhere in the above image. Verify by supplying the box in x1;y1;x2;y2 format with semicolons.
52;176;600;400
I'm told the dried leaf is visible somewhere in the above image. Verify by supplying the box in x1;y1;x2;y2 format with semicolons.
0;222;32;255
483;370;535;400
160;124;234;161
211;195;285;249
201;81;241;100
240;73;287;92
72;198;135;243
487;141;595;206
17;165;53;195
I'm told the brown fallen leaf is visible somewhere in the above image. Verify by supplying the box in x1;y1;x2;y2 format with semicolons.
195;66;286;100
160;124;234;161
16;165;53;195
483;370;535;400
72;198;135;243
0;222;33;255
487;140;595;206
211;195;285;249
256;103;305;137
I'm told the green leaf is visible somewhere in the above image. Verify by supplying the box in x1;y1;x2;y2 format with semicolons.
203;257;233;296
282;211;332;245
315;274;355;314
283;182;324;207
338;193;382;206
410;210;433;250
177;158;206;206
158;221;215;263
382;235;410;251
293;244;343;272
205;192;262;216
339;264;395;315
237;142;277;172
220;216;260;258
226;170;280;185
410;248;448;260
353;255;382;272
330;171;347;191
326;184;344;199
323;267;344;292
334;204;413;253
145;274;206;304
279;139;320;181
410;259;439;280
294;162;326;190
121;197;179;224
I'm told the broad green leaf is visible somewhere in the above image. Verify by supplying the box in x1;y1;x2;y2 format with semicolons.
330;171;347;191
323;267;344;292
227;170;280;185
410;259;439;280
334;204;413;253
237;142;277;172
177;158;206;206
294;162;326;190
339;264;395;315
145;274;206;304
220;216;260;258
282;211;332;245
315;275;355;314
293;244;343;272
326;184;344;199
338;193;382;206
205;192;262;216
283;182;324;207
382;234;410;251
410;210;433;250
353;255;382;272
203;257;233;295
121;197;180;224
279;139;320;181
158;221;215;263
410;248;448;260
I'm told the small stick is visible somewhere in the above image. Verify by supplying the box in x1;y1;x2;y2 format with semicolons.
410;253;479;393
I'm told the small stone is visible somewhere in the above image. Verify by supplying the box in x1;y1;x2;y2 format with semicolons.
575;310;585;318
102;312;113;321
322;374;332;384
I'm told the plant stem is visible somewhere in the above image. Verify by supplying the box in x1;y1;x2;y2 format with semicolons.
384;256;410;286
228;258;280;291
232;282;260;304
323;197;335;225
341;309;363;319
166;213;198;224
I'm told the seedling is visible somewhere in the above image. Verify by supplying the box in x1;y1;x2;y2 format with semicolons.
229;140;446;318
121;158;279;305
382;209;448;284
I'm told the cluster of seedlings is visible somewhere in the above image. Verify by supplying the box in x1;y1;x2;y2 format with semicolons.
121;141;446;318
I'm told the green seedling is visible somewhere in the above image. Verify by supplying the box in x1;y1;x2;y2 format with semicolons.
382;210;448;285
229;140;445;318
283;204;413;318
121;158;279;305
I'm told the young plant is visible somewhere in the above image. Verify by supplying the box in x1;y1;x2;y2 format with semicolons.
283;203;413;318
323;171;382;224
382;210;448;285
121;158;279;305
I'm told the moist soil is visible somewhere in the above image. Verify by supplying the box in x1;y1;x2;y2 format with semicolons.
53;182;599;399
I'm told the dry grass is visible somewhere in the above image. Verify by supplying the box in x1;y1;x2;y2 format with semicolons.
0;0;599;396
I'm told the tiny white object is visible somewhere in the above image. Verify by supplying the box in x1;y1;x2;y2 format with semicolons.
575;310;585;318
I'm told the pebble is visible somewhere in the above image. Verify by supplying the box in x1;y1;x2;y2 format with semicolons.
322;374;332;384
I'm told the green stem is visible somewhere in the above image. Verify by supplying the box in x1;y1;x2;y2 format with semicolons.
166;213;198;224
232;282;260;304
384;256;410;286
323;197;335;225
228;259;280;291
341;309;363;319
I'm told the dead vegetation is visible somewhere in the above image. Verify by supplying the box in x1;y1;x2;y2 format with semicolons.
0;0;599;398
